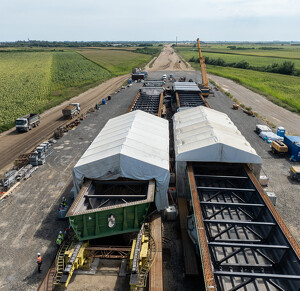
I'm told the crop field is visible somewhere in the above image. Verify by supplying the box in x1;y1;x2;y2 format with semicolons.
77;48;153;75
176;46;300;113
176;47;300;68
178;43;300;59
0;52;53;132
0;51;114;132
51;51;111;98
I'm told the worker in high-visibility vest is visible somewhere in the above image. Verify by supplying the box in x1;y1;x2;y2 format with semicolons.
58;230;64;240
56;237;62;250
36;253;42;273
60;197;67;208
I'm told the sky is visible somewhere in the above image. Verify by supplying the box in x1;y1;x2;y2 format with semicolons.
1;0;299;42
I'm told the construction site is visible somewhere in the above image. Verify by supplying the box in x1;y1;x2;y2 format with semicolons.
0;42;299;291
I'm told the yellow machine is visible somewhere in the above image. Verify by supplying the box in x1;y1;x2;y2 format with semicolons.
129;223;156;290
271;140;288;154
54;240;89;287
290;166;300;181
197;38;210;97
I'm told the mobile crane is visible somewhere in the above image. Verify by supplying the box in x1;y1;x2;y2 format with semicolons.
197;38;210;97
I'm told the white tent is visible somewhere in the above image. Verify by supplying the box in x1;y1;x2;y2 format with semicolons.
173;106;262;164
173;106;262;197
73;110;170;211
173;82;200;92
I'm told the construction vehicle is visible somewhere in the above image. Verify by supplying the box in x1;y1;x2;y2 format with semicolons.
62;103;80;119
197;38;210;97
15;113;40;132
290;166;300;181
271;140;288;154
129;223;156;290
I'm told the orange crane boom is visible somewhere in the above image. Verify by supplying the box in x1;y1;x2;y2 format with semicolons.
197;38;210;97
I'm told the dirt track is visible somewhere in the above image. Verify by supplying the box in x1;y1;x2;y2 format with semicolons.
0;74;129;172
145;44;192;71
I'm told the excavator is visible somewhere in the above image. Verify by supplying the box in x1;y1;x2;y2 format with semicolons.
197;38;210;97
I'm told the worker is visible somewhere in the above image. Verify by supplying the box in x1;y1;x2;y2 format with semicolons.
60;197;67;208
102;98;106;105
58;230;64;240
56;236;62;250
95;103;99;110
36;253;42;273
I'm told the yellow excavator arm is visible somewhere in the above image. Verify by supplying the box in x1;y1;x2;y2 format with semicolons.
197;38;210;97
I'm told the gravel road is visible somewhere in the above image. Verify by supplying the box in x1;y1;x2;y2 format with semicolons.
208;73;300;136
145;44;192;72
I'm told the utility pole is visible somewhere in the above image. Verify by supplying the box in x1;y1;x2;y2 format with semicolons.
176;36;178;46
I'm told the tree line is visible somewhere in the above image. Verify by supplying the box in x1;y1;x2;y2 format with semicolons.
189;56;299;76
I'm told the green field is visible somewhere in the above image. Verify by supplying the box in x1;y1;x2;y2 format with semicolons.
0;48;156;132
178;43;300;59
0;52;53;131
77;48;153;75
176;46;300;114
176;46;300;69
51;51;111;98
207;66;300;113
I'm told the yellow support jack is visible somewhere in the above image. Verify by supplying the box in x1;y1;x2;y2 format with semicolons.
54;240;89;288
129;223;157;290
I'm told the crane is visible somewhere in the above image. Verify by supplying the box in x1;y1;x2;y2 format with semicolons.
197;38;210;97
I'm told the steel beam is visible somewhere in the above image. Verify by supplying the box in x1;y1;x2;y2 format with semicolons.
197;186;255;192
95;181;147;185
201;201;264;208
220;263;273;268
214;271;300;280
195;174;248;179
208;242;289;249
84;194;146;199
212;239;262;243
204;219;275;226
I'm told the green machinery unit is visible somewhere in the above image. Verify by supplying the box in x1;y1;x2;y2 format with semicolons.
67;179;155;240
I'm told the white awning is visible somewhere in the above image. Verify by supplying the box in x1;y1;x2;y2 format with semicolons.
173;106;262;164
73;110;170;211
173;82;200;92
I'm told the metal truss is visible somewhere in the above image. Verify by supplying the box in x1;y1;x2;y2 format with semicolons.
188;163;300;291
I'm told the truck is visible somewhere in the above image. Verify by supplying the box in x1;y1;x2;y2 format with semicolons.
62;103;80;119
15;113;40;132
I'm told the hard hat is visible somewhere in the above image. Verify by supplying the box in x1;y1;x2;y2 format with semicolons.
62;197;65;199
37;252;40;256
59;231;62;234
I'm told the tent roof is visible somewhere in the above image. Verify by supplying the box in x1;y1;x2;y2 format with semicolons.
75;110;169;170
173;106;262;164
173;82;200;92
73;110;170;211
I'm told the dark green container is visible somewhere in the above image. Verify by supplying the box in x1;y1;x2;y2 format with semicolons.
67;179;155;241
